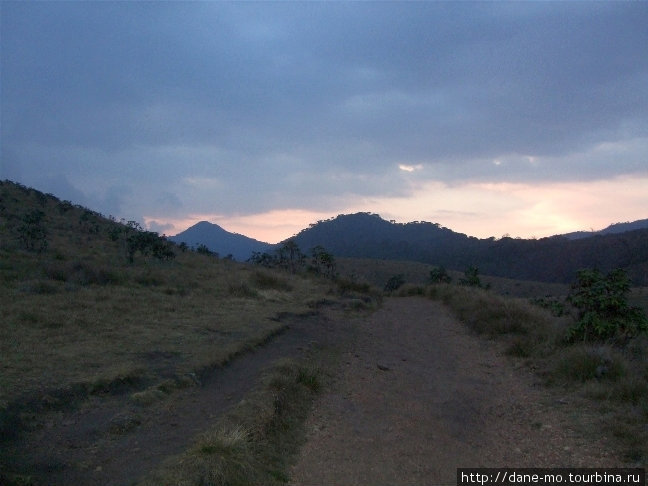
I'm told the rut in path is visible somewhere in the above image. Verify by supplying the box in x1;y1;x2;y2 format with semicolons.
289;298;619;486
2;310;341;486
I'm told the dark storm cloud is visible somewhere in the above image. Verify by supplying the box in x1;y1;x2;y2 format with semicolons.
1;1;646;221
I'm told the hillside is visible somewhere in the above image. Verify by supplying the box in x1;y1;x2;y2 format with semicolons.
0;179;349;485
290;213;648;285
170;220;272;261
561;218;648;240
0;179;335;407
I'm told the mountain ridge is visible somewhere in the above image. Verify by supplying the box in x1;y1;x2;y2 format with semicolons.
288;213;648;284
171;212;648;284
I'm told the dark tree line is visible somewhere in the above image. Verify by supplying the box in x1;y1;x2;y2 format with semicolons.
249;240;336;277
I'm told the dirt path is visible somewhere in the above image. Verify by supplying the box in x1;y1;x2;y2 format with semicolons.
2;310;339;486
289;298;619;486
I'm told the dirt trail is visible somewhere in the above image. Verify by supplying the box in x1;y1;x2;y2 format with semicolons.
289;298;618;486
2;310;339;486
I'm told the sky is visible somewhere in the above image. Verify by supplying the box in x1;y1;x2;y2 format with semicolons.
1;1;647;243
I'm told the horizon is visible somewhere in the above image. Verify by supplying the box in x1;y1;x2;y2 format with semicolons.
2;2;647;243
166;207;647;245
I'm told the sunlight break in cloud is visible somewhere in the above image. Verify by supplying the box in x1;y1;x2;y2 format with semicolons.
398;163;424;173
353;175;648;240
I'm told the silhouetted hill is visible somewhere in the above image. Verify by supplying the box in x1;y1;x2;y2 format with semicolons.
289;213;648;285
561;219;648;240
170;221;272;261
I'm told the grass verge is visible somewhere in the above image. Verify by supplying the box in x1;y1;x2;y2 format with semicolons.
138;357;322;486
426;283;648;463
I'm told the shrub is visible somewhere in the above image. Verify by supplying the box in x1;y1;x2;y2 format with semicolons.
384;274;405;292
530;296;566;316
429;266;451;284
126;230;175;263
459;266;489;289
17;210;48;252
195;243;215;256
310;246;336;278
567;268;648;343
45;261;122;286
249;251;277;267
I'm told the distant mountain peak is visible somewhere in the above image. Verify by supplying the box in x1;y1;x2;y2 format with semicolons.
170;221;272;261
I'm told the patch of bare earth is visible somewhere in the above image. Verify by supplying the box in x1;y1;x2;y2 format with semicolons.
290;298;622;486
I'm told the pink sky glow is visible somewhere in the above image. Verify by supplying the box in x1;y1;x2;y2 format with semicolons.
146;175;648;244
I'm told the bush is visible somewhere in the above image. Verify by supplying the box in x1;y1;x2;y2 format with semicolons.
459;266;489;289
567;268;648;343
530;296;566;316
45;261;122;286
384;274;405;292
429;266;451;284
17;210;48;252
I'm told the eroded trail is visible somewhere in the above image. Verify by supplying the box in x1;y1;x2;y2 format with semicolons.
290;298;617;486
2;310;339;486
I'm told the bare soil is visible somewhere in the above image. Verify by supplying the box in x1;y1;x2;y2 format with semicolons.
289;298;622;486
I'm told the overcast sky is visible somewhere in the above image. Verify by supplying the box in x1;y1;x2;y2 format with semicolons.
2;1;647;242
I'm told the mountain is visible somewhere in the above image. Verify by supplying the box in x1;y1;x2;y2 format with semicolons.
291;212;474;263
170;221;272;261
561;219;648;240
288;213;648;285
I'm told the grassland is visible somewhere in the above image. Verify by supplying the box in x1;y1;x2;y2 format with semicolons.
1;180;370;485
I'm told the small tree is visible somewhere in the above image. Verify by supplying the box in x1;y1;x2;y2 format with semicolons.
429;266;451;284
311;245;336;278
567;268;648;342
460;266;487;288
249;251;277;267
125;230;175;263
195;243;215;257
277;240;304;274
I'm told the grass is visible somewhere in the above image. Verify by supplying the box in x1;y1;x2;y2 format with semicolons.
138;357;323;486
1;180;378;486
424;281;648;463
0;264;322;406
336;256;571;299
0;181;336;440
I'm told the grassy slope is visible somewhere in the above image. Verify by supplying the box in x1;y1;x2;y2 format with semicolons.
0;180;331;411
1;180;382;486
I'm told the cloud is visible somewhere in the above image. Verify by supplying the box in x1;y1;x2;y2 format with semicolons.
398;164;424;173
1;2;646;239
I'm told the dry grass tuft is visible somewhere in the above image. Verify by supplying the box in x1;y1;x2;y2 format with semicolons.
138;358;322;486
